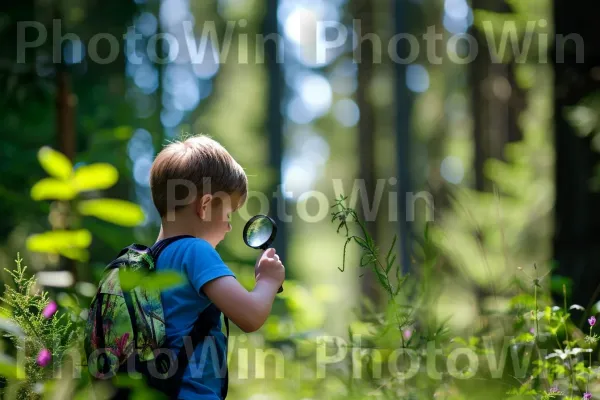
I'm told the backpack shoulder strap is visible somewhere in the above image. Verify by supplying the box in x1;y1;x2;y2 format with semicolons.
170;304;222;399
121;235;195;351
150;234;195;263
223;315;229;398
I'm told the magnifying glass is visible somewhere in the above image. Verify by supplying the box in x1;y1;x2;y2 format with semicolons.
243;215;283;293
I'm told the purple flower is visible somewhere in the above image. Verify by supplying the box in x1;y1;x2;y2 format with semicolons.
584;392;592;400
42;301;57;319
589;316;596;327
549;386;559;393
36;349;51;367
403;329;412;340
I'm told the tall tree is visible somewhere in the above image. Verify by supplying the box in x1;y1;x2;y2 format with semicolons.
394;0;416;279
552;0;600;318
52;3;79;279
0;1;50;239
352;0;380;307
469;0;526;191
0;0;137;274
264;0;287;262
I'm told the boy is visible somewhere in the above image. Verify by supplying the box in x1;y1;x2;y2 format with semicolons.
149;135;285;399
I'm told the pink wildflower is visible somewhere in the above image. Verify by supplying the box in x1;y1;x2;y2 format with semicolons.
42;301;58;319
36;349;51;367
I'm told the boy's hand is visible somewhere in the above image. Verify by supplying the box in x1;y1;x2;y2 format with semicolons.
255;248;285;288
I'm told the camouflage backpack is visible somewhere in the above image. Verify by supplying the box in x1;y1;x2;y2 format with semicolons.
83;235;226;397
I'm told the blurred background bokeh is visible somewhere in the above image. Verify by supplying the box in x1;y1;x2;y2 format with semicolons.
2;0;600;398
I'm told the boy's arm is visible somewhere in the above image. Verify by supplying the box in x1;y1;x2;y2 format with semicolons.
202;248;284;333
203;277;279;333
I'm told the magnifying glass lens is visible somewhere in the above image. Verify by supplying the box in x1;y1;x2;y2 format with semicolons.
242;215;283;293
246;218;274;248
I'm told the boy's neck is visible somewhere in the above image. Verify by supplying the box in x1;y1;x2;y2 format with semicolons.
158;223;197;240
157;219;213;247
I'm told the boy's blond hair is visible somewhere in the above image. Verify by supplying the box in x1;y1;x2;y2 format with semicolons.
150;135;248;217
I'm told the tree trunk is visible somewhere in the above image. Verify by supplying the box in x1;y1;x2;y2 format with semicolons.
264;0;287;263
394;0;415;279
54;2;78;282
352;0;381;309
470;0;526;191
152;1;164;153
552;0;600;320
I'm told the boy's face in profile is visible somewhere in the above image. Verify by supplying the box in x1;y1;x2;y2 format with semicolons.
199;192;243;248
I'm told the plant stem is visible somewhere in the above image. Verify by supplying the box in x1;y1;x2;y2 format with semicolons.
562;314;576;396
532;284;548;392
589;326;593;391
534;285;539;339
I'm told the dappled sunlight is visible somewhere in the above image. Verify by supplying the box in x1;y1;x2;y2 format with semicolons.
3;0;600;397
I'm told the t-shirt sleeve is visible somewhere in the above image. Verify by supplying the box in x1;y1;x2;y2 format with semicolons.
182;239;236;295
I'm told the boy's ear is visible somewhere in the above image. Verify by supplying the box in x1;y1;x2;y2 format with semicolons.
196;194;213;220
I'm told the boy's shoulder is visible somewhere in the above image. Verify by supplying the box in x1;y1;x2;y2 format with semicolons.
161;236;211;250
157;237;234;293
157;237;222;266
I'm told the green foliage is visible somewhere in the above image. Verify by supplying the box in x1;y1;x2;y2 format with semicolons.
32;146;134;199
472;0;551;64
330;195;407;299
27;147;145;260
0;254;77;399
118;269;185;291
37;148;73;182
26;230;92;262
77;199;145;227
72;164;119;192
30;179;77;201
330;199;600;399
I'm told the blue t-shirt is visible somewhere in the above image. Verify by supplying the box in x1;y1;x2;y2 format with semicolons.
155;237;234;400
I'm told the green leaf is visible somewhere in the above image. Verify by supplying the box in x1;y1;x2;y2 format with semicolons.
348;321;376;336
511;332;535;344
37;147;72;180
360;253;375;267
144;271;186;291
57;293;78;309
386;235;397;265
58;247;90;261
119;269;145;291
26;229;92;254
73;163;119;192
354;236;368;249
78;199;145;227
0;356;25;380
30;178;77;201
119;270;185;291
386;254;396;274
